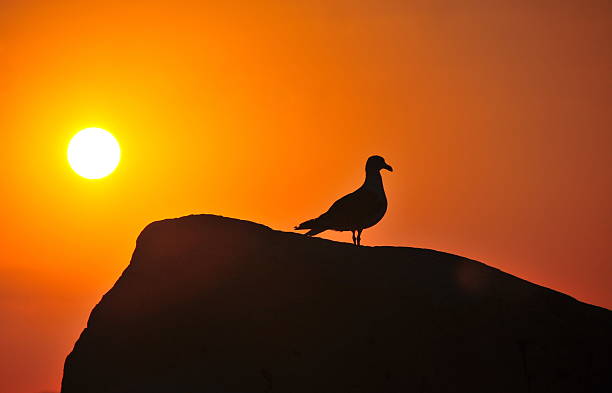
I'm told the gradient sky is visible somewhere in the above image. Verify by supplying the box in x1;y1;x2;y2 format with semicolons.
1;1;611;392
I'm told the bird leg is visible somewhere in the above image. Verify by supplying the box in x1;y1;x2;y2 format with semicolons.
357;229;363;246
351;230;356;245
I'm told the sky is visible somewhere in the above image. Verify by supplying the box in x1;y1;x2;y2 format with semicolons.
0;1;611;392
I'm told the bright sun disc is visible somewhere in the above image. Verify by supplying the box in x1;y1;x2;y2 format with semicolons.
68;128;120;179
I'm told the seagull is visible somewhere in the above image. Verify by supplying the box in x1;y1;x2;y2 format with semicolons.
295;155;393;246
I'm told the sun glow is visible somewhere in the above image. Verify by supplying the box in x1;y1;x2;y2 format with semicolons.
68;128;121;179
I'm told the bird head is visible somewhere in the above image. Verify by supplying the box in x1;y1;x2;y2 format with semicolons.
366;155;393;173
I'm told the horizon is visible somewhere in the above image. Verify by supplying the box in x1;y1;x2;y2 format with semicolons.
1;1;611;392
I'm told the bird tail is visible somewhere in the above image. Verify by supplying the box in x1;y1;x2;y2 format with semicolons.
294;218;317;230
294;218;327;236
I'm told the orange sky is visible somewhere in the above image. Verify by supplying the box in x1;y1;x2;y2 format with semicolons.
1;1;611;392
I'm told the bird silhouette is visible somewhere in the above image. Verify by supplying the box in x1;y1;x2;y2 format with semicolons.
295;155;393;246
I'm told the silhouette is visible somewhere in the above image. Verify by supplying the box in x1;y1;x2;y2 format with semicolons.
295;155;393;245
61;215;612;393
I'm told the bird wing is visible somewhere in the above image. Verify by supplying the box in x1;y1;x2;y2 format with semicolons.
318;188;382;230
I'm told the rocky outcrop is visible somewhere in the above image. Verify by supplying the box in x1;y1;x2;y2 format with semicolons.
62;215;611;392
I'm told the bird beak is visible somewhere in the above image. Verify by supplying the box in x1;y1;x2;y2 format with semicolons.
384;164;393;172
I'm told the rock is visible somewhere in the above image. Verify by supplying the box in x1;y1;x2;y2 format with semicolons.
61;214;612;393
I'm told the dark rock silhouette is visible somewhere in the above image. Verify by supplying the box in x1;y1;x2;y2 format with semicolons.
295;155;392;245
62;215;611;393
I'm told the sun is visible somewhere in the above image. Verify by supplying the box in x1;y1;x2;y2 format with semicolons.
68;128;121;179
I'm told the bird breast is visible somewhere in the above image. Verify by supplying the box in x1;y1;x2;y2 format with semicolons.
360;189;387;229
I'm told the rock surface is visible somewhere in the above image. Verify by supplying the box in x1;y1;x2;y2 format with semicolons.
62;214;611;393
